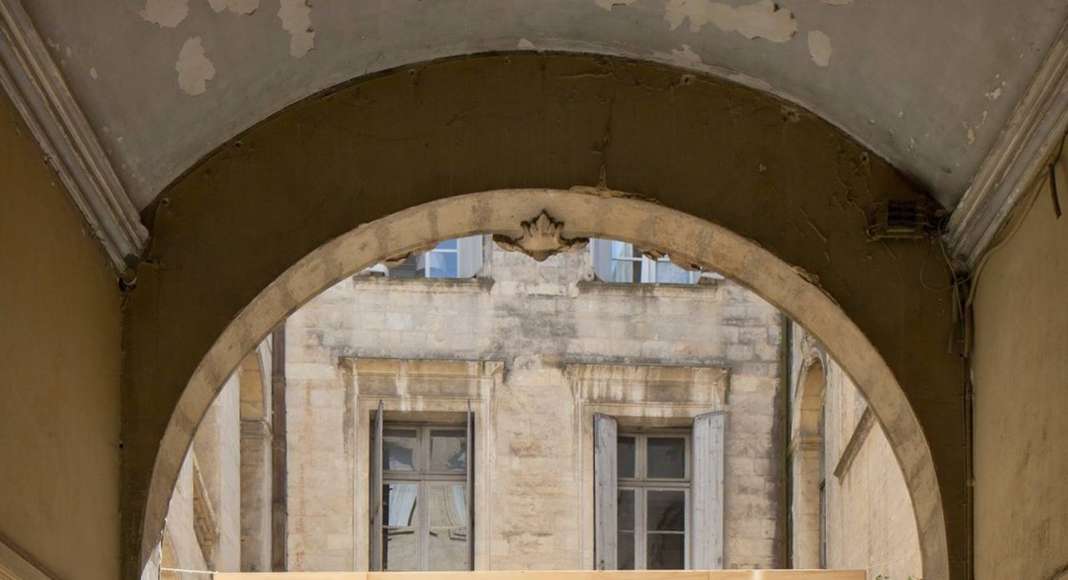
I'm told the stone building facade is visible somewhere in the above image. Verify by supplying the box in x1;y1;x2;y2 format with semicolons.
284;238;788;571
788;323;923;579
153;238;922;577
154;341;276;579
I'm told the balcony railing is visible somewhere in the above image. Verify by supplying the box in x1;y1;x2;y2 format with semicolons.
213;571;865;580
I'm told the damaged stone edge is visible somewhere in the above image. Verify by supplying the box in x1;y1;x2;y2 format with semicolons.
946;18;1068;268
0;0;148;276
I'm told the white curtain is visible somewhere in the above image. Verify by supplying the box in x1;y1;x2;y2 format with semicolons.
388;486;418;526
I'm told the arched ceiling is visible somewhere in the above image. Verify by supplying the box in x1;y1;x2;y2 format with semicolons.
20;0;1068;210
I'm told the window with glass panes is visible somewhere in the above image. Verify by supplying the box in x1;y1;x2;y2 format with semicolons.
616;432;690;570
380;425;469;570
595;240;700;284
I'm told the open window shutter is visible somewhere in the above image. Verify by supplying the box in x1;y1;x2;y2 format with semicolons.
692;411;726;569
594;413;618;570
466;404;475;569
457;235;484;278
369;401;384;570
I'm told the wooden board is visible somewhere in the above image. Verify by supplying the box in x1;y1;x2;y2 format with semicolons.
214;570;866;580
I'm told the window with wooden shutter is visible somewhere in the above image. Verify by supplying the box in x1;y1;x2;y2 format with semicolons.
691;411;726;569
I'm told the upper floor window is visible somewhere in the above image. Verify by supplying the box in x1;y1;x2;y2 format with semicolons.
369;236;484;279
591;239;700;284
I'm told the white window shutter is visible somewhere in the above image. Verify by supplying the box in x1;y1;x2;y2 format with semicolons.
457;236;484;278
692;411;726;569
369;401;384;570
594;413;618;570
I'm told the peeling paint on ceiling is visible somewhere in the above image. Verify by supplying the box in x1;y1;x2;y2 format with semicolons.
595;0;639;10
176;37;215;96
17;0;1068;210
808;31;832;67
140;0;188;28
665;0;797;43
208;0;260;15
278;0;315;58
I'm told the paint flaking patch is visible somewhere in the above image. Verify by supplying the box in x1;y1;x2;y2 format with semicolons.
279;0;315;58
808;30;832;67
208;0;259;15
594;0;639;10
176;37;215;96
665;0;797;43
141;0;188;28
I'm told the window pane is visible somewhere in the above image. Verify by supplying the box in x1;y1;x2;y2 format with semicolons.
429;429;466;471
655;260;694;284
428;527;468;570
436;239;459;250
609;241;635;282
383;528;420;570
647;533;685;569
383;429;418;471
383;483;419;527
617;532;635;570
427;251;458;278
428;483;467;527
647;437;686;479
617;488;635;530
647;490;685;532
617;436;636;479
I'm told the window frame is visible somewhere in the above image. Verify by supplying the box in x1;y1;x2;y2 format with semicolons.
594;239;701;285
379;423;470;571
616;430;692;570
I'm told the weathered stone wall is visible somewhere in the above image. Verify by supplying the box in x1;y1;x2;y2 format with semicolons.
972;139;1068;580
286;242;786;570
162;373;244;577
239;344;274;573
789;324;921;579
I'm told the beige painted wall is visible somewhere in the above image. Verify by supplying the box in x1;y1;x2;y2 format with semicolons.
972;140;1068;580
0;93;122;578
286;245;787;571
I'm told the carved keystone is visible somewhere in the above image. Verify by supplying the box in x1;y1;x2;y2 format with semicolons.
492;211;589;261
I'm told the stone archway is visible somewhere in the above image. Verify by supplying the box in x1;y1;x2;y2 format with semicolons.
790;351;828;569
138;189;949;580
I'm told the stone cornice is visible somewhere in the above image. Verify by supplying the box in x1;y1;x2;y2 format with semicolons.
947;18;1068;268
0;0;147;273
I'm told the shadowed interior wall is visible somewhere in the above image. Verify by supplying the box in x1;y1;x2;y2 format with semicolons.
0;92;122;579
124;53;964;579
972;138;1068;580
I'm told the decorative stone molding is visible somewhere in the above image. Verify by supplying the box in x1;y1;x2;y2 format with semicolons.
492;210;588;261
946;19;1068;267
0;0;147;273
833;406;875;480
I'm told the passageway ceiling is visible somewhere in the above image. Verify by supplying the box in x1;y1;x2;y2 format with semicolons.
18;0;1068;212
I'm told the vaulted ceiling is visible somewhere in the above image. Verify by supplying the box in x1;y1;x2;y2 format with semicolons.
12;0;1068;213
